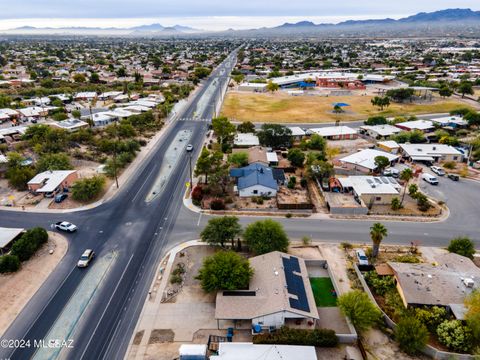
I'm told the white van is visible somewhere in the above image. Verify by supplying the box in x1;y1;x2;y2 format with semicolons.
422;173;439;185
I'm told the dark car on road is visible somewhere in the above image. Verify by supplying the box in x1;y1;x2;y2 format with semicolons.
448;174;460;181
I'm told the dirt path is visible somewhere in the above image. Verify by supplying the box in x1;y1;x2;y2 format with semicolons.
0;232;68;336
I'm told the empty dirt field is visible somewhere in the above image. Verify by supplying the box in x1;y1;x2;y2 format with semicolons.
221;91;473;123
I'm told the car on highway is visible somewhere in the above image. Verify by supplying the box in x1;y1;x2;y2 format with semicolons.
356;249;369;266
422;173;439;185
186;144;194;152
77;249;95;268
430;166;446;176
55;193;68;203
448;173;460;181
55;221;78;232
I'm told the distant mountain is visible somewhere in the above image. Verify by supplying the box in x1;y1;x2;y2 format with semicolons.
130;23;165;32
276;21;317;28
399;8;480;22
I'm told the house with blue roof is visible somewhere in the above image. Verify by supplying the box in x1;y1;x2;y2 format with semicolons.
230;163;284;197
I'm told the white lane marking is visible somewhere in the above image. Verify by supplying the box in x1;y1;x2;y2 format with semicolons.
79;254;134;360
197;213;202;227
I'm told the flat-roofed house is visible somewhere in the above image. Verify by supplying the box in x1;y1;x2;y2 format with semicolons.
210;343;318;360
359;125;401;140
27;170;78;196
395;120;434;133
307;126;358;140
399;144;464;163
337;176;401;205
215;251;319;330
338;149;399;173
377;140;400;154
233;133;260;148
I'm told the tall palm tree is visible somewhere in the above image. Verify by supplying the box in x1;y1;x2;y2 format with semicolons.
399;168;413;207
370;223;388;258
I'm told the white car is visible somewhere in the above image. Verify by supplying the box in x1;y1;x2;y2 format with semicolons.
422;173;439;185
77;249;95;268
383;168;400;178
356;249;369;266
430;166;446;176
186;144;194;152
55;221;78;233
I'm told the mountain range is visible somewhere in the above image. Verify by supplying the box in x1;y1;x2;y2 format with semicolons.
2;8;480;37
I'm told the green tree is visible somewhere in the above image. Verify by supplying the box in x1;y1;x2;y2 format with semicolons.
374;156;390;173
399;168;413;207
447;236;475;259
408;183;418;197
465;290;480;343
458;81;474;98
371;96;390;110
228;152;248;168
370;222;388;258
266;81;279;92
194;148;222;184
5;152;35;190
364;116;387;126
257;124;292;149
287;148;305;168
0;254;20;273
237;121;256;133
36;153;73;172
416;193;431;212
439;86;453;98
71;176;105;202
212;117;236;147
90;72;100;83
195;251;253;293
395;316;429;355
73;73;86;83
10;227;48;262
337;290;381;333
200;216;242;248
308;134;327;152
308;160;334;181
243;219;289;255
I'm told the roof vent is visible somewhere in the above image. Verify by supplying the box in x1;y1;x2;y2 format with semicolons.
464;278;475;288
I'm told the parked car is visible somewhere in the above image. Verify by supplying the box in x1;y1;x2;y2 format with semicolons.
430;166;446;176
356;249;369;266
383;168;399;178
55;221;77;232
186;144;194;152
77;249;95;268
422;173;439;185
448;174;460;181
55;193;68;203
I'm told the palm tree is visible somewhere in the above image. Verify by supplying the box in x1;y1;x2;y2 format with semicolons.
399;168;413;207
370;223;388;258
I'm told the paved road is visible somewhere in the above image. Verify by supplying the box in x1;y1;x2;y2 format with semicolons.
0;50;479;360
0;52;237;360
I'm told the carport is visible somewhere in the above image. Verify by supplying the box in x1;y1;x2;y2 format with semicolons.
0;227;24;254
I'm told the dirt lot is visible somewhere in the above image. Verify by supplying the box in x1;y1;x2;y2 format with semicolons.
221;91;472;123
0;231;68;336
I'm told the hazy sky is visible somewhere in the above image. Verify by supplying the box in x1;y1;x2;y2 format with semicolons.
0;0;478;30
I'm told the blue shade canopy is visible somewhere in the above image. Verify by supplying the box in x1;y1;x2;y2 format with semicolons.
332;102;350;107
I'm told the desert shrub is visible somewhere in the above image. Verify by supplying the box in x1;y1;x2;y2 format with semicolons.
253;327;338;347
443;161;456;170
285;213;292;218
391;197;402;210
384;289;407;322
416;193;432;212
437;320;473;353
300;178;308;188
10;227;48;262
414;306;448;332
191;186;204;206
395;315;429;355
302;236;312;245
0;255;20;273
341;242;353;250
338;290;382;333
210;198;225;210
72;176;105;202
287;176;297;189
447;236;475;259
170;274;182;284
364;272;395;296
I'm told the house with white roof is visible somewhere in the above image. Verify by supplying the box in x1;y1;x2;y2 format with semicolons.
338;176;401;205
74;92;97;101
399;144;464;163
307;126;358;140
233;133;260;148
50;119;89;132
359;124;401;139
395;120;434;133
238;82;267;92
27;170;78;195
430;115;468;128
210;343;317;360
288;126;306;140
338;149;399;173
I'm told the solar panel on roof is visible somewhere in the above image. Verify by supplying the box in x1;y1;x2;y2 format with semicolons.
374;178;381;184
388;178;396;184
282;257;310;313
380;177;389;184
366;179;374;184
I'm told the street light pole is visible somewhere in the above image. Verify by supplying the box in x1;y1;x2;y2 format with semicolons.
113;120;119;189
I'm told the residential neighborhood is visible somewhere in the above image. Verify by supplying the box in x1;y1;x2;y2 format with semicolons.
0;3;479;360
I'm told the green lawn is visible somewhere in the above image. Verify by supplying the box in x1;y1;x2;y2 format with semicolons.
310;277;337;307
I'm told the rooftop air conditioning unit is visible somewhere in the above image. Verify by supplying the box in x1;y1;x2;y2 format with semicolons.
464;278;475;288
